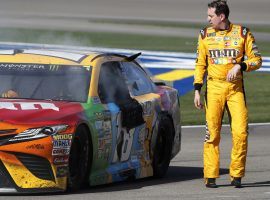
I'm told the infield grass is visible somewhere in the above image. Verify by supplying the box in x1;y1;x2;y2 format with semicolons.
180;72;270;125
1;28;270;55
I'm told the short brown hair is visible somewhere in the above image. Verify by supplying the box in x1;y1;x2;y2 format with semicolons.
208;0;230;18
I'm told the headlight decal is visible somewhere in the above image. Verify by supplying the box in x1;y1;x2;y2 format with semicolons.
8;125;68;143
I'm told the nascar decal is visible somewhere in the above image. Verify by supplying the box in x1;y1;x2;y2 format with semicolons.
0;102;60;111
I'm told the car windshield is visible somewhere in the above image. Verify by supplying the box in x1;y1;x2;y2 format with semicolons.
0;63;91;102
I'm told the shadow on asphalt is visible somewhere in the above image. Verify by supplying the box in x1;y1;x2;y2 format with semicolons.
215;181;270;188
75;166;229;194
242;181;270;188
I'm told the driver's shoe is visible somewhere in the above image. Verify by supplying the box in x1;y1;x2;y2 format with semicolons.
205;178;218;188
231;177;242;188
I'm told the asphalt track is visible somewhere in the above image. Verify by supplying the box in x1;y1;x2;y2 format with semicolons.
0;0;270;199
1;124;270;199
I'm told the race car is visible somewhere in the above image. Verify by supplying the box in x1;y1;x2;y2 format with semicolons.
0;48;181;193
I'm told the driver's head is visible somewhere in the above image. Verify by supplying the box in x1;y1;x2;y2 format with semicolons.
207;0;230;30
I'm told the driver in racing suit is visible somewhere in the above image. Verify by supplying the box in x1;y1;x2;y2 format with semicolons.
193;0;262;188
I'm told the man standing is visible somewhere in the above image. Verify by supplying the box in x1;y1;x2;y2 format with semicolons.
193;0;262;188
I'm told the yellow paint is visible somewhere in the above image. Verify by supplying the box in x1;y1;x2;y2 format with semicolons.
133;93;160;102
1;153;66;190
154;69;194;81
0;54;78;65
3;160;57;188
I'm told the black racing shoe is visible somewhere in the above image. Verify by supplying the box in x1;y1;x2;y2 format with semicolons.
205;178;218;188
231;177;242;188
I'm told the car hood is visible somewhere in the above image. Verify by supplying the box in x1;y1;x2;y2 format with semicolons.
0;99;85;125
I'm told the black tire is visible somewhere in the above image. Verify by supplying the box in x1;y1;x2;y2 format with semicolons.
67;126;90;191
152;115;174;178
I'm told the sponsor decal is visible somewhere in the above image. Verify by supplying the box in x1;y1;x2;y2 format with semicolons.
207;32;216;37
224;36;231;41
94;112;104;120
52;134;72;155
207;38;216;42
210;58;235;65
242;28;248;36
200;28;207;39
95;121;103;130
131;155;138;162
204;122;210;142
0;102;59;111
233;41;239;46
98;138;111;150
53;156;69;165
52;148;70;155
208;43;220;46
26;144;45;150
53;140;72;148
249;62;258;67
103;121;111;132
0;63;45;71
95;120;111;134
224;42;231;46
53;134;72;140
231;38;241;42
92;96;101;104
56;165;68;177
209;49;240;58
215;37;223;42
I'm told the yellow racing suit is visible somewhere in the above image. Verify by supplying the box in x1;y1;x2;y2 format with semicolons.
194;23;262;179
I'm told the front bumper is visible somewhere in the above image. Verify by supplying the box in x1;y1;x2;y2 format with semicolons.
0;152;66;193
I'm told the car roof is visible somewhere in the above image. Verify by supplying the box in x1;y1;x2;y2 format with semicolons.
0;47;129;66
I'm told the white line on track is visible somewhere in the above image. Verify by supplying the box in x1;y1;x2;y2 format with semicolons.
182;122;270;129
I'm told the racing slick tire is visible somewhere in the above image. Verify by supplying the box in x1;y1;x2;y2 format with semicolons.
67;125;91;191
153;115;174;178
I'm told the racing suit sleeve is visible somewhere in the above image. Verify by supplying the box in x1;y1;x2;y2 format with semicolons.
240;30;262;72
194;34;207;91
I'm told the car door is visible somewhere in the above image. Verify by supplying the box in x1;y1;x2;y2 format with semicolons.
97;61;145;167
120;61;161;177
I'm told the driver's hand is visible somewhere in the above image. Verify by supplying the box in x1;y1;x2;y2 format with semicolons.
1;90;19;98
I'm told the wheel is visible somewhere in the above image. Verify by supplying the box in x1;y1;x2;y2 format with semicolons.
152;115;174;178
67;126;90;191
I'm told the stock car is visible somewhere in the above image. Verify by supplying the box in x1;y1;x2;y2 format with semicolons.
0;48;181;193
